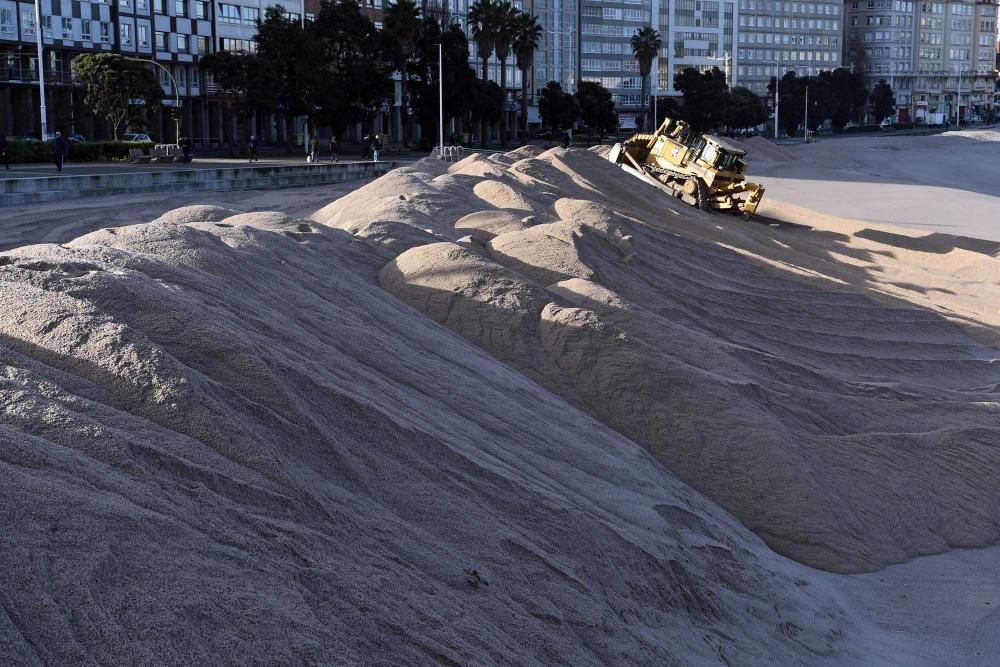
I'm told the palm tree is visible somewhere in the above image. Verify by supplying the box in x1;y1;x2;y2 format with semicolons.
630;26;662;131
493;1;519;147
513;12;542;144
469;0;500;146
384;0;422;148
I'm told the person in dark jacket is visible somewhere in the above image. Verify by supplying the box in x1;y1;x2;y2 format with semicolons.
248;135;259;162
0;135;9;169
329;135;340;162
51;131;67;172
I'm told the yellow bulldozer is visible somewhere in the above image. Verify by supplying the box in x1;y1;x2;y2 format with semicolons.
608;117;765;219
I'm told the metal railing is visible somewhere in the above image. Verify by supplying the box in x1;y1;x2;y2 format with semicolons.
0;64;75;85
431;145;466;162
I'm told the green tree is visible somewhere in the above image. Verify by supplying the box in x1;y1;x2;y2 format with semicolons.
574;80;617;140
538;80;578;131
201;51;274;150
512;12;542;142
724;86;767;132
673;66;729;132
468;0;502;146
470;79;504;129
72;53;162;139
409;19;478;147
384;0;422;147
254;6;324;147
870;79;896;122
768;71;808;137
312;0;393;136
630;26;662;131
825;68;869;128
492;1;519;147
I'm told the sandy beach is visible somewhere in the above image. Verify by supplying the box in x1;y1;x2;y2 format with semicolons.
1;131;997;664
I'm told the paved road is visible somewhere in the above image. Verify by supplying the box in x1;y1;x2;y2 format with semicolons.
0;157;399;180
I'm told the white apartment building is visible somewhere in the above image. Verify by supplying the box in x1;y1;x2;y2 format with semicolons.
845;0;999;122
736;0;844;95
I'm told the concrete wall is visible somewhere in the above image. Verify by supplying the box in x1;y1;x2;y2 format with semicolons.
0;160;392;206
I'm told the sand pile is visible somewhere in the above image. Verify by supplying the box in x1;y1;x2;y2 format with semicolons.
743;135;794;162
2;216;892;663
319;148;1000;574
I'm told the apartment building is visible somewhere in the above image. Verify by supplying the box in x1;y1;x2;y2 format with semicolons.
577;0;739;126
845;0;998;123
529;0;577;101
0;0;307;141
0;0;116;136
578;0;649;118
736;0;844;96
660;0;738;93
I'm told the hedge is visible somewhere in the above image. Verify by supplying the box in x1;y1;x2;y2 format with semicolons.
5;140;154;163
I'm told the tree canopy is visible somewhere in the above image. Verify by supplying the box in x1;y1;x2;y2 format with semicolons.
673;67;729;132
724;86;767;131
73;53;163;139
538;81;579;131
630;27;662;130
870;79;896;122
574;81;617;138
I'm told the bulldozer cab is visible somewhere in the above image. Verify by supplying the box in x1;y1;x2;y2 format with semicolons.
695;137;748;175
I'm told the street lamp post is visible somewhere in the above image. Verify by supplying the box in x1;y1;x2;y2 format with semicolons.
803;83;809;142
774;54;781;139
128;56;181;143
33;0;48;139
707;52;731;88
438;42;444;156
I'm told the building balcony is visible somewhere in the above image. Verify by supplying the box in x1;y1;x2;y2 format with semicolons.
0;65;76;86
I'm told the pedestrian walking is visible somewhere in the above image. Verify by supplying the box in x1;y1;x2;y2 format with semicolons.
329;135;340;162
0;134;9;170
372;134;382;162
309;135;320;163
51;131;67;172
362;135;372;160
248;135;259;162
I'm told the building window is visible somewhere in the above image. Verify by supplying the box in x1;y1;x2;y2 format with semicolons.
177;33;188;52
219;37;253;53
175;0;186;17
62;17;72;38
21;11;35;35
153;0;164;12
0;8;14;34
100;21;111;43
120;23;132;45
196;36;208;53
305;12;315;21
82;20;92;41
42;15;52;37
191;68;199;87
242;7;258;24
138;24;149;46
137;0;148;9
195;0;208;19
219;3;241;23
155;30;166;49
120;0;131;10
286;12;301;22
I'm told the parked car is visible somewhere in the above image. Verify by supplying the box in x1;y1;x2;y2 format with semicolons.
67;133;87;142
879;118;896;130
122;133;153;142
11;135;41;142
